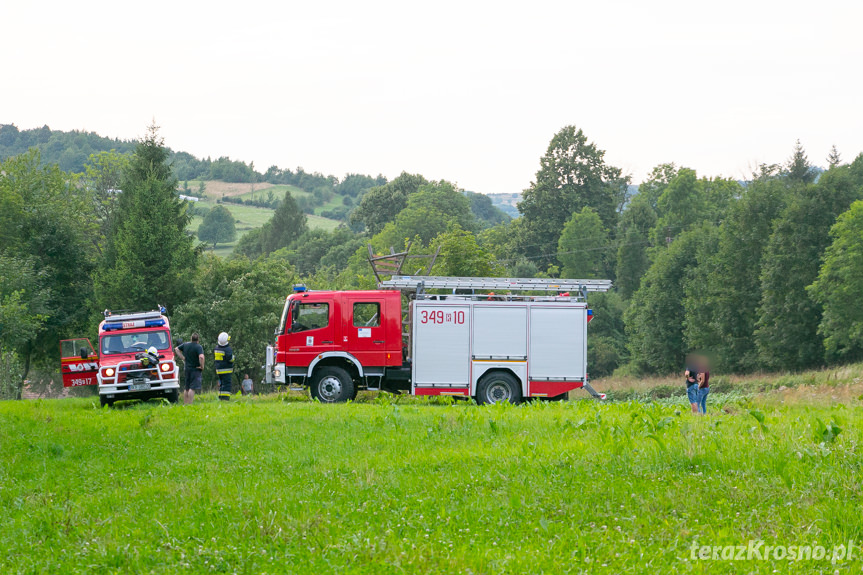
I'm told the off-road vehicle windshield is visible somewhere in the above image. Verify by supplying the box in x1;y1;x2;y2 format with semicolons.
101;330;171;355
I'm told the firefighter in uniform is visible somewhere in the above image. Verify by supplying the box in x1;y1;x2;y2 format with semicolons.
214;332;234;401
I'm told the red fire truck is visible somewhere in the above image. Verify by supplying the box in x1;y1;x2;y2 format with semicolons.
264;276;609;403
60;309;180;406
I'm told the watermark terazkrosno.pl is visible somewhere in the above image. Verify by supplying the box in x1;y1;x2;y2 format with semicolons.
689;540;856;563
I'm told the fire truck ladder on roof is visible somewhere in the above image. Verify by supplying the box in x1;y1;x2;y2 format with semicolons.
380;276;612;299
367;242;441;283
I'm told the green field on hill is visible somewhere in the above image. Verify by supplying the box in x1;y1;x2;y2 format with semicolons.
227;183;351;217
1;387;860;574
187;197;341;257
232;184;309;201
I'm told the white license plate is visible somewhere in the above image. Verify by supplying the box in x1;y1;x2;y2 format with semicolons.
128;382;151;391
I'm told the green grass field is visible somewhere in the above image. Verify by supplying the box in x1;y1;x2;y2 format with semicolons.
232;184;309;202
227;184;348;218
188;199;341;257
1;387;861;574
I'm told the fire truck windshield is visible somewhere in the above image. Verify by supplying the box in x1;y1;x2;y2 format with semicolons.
101;330;171;355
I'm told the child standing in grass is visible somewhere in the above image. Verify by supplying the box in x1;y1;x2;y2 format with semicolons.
241;374;253;396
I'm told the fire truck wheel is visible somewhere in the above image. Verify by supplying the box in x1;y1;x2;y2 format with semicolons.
99;396;113;408
477;371;522;405
310;366;355;403
167;390;179;404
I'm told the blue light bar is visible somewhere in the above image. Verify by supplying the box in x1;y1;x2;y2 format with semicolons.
144;319;166;328
103;322;124;331
293;284;307;292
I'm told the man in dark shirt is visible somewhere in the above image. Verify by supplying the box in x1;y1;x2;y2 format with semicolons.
175;332;205;405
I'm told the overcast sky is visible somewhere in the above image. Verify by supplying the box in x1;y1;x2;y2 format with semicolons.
2;1;861;194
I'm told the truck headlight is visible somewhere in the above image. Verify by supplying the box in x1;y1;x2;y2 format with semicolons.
104;368;115;377
160;363;172;372
274;369;281;377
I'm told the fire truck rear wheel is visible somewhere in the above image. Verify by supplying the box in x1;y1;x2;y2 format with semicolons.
99;396;113;408
310;366;355;403
477;371;522;405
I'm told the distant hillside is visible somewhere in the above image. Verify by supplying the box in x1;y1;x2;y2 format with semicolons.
489;184;641;218
186;188;340;258
0;124;136;171
486;193;521;218
1;123;510;235
0;123;388;224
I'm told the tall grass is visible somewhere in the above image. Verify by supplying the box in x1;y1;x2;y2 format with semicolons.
1;392;861;573
597;362;863;405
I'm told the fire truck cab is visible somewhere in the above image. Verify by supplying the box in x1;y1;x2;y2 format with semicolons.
266;276;610;404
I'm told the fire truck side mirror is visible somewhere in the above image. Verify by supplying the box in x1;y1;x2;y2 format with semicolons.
291;302;299;324
80;348;89;360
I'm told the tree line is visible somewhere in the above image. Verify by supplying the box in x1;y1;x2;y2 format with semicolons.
0;123;386;208
1;122;862;400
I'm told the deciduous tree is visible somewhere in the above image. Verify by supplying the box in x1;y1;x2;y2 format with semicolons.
517;126;628;264
638;163;678;211
173;255;297;387
198;204;237;249
557;207;609;279
373;181;475;248
615;195;656;299
809;199;863;362
431;226;503;277
625;229;706;374
349;172;428;234
0;150;94;393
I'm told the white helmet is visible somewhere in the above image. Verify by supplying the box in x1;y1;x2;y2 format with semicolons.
147;346;158;356
218;332;230;346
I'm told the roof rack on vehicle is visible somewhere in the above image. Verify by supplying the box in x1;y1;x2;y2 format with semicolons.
102;308;166;322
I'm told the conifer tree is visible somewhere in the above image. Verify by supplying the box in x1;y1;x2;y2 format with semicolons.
827;145;842;169
755;162;863;370
95;124;197;310
786;139;815;183
261;191;307;254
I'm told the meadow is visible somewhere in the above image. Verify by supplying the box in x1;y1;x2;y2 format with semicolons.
1;383;861;574
188;197;340;257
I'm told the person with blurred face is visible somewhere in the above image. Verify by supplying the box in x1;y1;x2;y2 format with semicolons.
684;354;700;414
696;354;710;415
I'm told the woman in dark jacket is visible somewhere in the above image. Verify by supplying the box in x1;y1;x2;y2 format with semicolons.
697;355;710;415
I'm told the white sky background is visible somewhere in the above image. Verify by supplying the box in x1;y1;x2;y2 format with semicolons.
1;0;861;194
